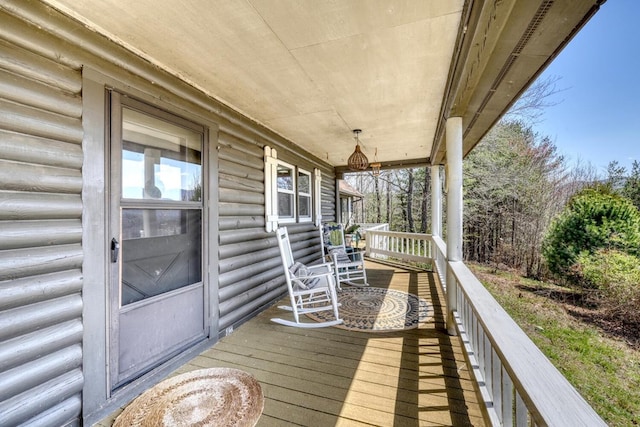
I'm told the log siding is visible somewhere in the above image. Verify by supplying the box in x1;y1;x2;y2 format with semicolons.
0;17;84;425
0;2;337;424
217;122;336;332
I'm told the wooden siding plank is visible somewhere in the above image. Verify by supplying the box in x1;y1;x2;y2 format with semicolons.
219;187;264;205
0;68;82;117
0;344;82;402
0;10;83;70
0;294;82;341
0;191;81;220
0;98;82;144
218;287;285;331
219;158;263;181
219;233;275;258
219;228;271;246
219;246;280;274
0;159;82;193
219;262;284;296
218;145;264;170
0;270;82;311
26;396;82;427
219;175;263;193
0;219;81;250
218;202;264;217
218;124;264;151
0;319;83;371
218;282;284;319
0;129;83;169
0;244;82;281
218;132;263;158
0;368;83;426
0;39;81;93
219;216;265;231
218;270;282;303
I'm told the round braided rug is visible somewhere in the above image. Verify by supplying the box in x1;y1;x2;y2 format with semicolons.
306;287;432;332
113;368;264;427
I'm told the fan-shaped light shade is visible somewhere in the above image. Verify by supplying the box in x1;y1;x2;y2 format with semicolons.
347;129;369;171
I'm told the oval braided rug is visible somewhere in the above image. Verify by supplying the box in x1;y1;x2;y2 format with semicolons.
306;287;432;332
113;368;264;427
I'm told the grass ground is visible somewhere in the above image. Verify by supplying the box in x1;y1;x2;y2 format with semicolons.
468;263;640;426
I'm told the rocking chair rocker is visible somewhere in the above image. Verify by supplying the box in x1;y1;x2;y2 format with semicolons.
271;227;343;328
321;222;369;289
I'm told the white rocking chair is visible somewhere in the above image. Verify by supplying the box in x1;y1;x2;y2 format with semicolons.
271;227;343;328
321;222;369;289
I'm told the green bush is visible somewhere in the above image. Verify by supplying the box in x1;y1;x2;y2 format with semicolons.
543;187;640;283
576;249;640;324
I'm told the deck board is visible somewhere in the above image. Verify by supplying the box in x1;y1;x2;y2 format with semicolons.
97;260;486;426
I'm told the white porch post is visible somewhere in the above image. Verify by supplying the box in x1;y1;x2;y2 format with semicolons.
445;117;463;335
430;165;442;237
335;177;341;223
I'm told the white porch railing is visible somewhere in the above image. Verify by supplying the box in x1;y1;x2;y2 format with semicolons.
356;222;389;238
365;230;432;264
367;230;606;427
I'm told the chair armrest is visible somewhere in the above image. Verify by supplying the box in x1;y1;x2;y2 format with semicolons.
307;263;334;274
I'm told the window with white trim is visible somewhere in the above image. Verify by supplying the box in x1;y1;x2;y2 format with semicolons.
297;169;312;222
264;146;323;231
276;161;296;222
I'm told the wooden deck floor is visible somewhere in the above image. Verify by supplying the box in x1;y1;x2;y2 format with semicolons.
98;260;486;426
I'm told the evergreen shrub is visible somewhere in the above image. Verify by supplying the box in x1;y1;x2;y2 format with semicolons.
542;187;640;285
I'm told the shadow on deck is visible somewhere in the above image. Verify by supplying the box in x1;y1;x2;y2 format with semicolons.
98;260;486;426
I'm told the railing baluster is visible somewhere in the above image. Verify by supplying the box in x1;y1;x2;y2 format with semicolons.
492;348;502;423
502;366;513;426
477;325;485;387
515;390;528;427
483;331;491;400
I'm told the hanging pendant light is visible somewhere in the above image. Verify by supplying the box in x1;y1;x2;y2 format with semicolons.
347;129;369;171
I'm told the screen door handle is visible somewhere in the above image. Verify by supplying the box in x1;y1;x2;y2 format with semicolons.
111;238;120;263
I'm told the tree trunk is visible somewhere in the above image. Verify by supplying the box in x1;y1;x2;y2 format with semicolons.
421;167;429;233
374;175;381;222
386;178;391;225
407;169;414;232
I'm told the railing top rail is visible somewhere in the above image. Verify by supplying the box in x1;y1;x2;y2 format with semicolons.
366;230;433;239
449;261;606;426
357;223;388;231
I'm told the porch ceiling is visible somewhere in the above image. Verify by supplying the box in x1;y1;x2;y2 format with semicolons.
41;0;603;169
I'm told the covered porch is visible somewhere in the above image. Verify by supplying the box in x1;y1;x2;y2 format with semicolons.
98;259;486;426
0;1;611;425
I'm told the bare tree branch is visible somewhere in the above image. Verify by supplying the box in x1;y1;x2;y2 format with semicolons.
503;75;566;124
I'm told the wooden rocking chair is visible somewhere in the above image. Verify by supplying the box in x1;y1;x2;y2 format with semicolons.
271;227;343;328
321;222;369;289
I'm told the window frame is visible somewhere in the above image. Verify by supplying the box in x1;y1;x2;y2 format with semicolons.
264;146;322;230
297;168;312;222
276;160;296;224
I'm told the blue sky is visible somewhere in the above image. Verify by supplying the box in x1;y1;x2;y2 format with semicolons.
533;0;640;175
